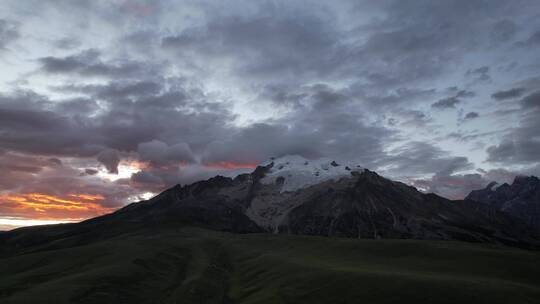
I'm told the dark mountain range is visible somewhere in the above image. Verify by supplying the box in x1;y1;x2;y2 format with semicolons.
2;157;538;253
466;176;540;232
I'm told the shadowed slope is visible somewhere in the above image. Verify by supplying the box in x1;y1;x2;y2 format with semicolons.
0;227;539;304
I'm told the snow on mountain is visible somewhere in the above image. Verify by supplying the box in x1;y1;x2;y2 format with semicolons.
259;155;364;192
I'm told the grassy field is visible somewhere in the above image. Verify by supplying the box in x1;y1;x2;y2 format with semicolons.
1;227;539;304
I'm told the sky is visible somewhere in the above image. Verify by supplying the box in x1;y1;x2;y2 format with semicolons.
1;0;540;230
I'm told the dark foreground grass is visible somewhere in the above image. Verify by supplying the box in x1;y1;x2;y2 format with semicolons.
0;227;539;304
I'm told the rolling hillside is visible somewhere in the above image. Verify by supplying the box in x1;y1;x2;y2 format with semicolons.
1;227;539;304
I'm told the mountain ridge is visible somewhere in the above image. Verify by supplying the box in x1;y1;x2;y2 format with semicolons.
2;157;538;252
466;175;540;232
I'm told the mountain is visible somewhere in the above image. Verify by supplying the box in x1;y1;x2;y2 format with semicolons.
2;156;537;252
107;156;540;246
1;156;540;303
466;176;540;231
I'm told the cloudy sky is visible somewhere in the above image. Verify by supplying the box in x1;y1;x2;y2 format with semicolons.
1;0;540;229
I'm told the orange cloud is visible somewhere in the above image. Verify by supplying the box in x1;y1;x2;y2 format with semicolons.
204;162;258;170
0;192;114;222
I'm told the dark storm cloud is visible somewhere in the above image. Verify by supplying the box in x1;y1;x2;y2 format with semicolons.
97;149;120;174
491;87;526;100
0;19;19;49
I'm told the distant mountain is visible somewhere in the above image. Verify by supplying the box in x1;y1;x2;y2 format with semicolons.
466;176;540;232
3;156;537;252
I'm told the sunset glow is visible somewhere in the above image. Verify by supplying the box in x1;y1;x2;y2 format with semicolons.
0;193;114;224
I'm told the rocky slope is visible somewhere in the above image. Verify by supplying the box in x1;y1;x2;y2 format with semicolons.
466;176;540;232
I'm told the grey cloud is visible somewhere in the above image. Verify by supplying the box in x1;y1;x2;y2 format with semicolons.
359;87;437;110
445;130;500;143
0;19;19;49
129;163;248;192
411;173;486;199
58;80;162;100
432;97;461;109
491;87;526;100
516;30;540;46
53;37;82;50
162;10;343;82
387;109;432;128
464;112;479;120
411;167;527;200
38;49;152;78
381;142;473;177
84;168;99;175
487;137;540;164
526;30;540;45
55;98;100;114
131;170;164;191
520;91;540;109
97;149;120;174
0;75;234;159
203;108;393;168
432;89;475;109
465;66;491;83
455;90;475;98
137;140;195;167
486;91;540;165
0;92;103;157
490;19;517;44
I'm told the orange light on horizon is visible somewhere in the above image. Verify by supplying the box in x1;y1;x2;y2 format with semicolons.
0;192;115;224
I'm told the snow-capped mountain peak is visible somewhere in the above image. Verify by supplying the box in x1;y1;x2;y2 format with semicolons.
259;155;364;192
